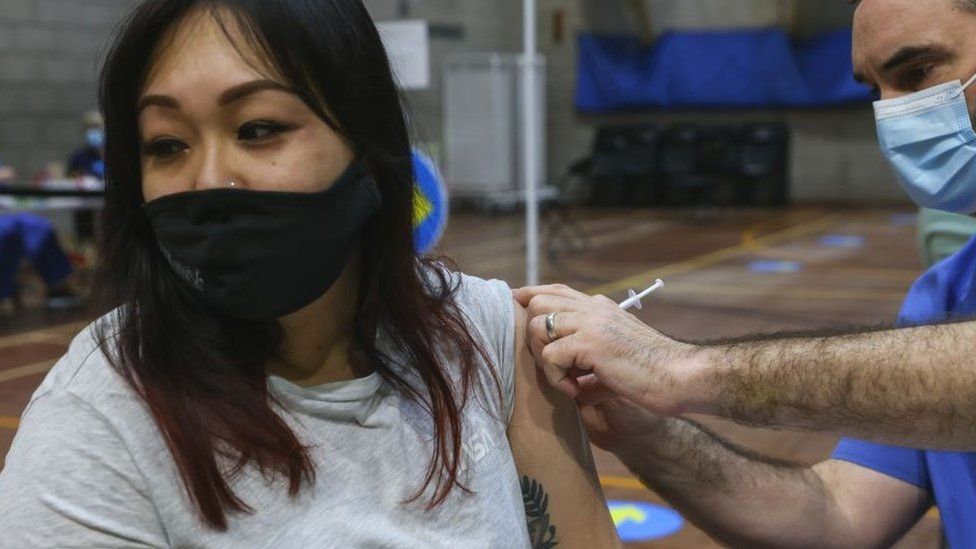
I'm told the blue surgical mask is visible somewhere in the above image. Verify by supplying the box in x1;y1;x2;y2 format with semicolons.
86;128;104;150
875;73;976;214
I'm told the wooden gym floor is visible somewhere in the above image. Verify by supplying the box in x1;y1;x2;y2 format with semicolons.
0;206;941;547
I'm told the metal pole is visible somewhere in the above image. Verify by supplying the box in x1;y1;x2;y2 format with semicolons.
522;0;540;286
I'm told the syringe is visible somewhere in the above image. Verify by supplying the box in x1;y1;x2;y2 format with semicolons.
618;279;665;311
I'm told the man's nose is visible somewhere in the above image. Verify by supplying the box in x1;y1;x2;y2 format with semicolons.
877;88;906;102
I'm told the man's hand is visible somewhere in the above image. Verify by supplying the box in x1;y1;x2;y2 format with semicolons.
514;284;712;417
574;374;667;454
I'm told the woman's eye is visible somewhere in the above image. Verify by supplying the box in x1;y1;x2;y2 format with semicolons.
143;138;188;158
237;121;291;142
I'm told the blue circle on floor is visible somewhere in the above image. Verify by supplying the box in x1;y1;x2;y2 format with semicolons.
819;235;865;248
749;260;802;274
412;150;448;254
608;500;684;542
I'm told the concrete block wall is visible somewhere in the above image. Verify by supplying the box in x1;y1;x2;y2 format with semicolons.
0;0;135;178
0;0;518;177
645;0;789;31
0;0;905;205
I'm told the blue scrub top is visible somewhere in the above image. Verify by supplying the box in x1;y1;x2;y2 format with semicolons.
833;233;976;547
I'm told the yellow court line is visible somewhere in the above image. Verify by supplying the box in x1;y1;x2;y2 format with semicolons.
0;330;67;350
0;359;57;385
599;475;648;491
587;215;840;296
38;321;89;338
0;416;19;430
0;320;85;350
662;283;909;303
740;210;826;252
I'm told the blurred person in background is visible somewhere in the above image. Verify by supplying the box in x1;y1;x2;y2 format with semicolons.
66;110;105;243
67;110;105;180
0;213;81;312
0;157;15;184
0;156;81;311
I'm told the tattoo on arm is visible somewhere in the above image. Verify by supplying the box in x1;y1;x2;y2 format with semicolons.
520;475;559;548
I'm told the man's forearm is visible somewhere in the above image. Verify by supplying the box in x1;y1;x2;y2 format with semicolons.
619;418;850;549
694;319;976;449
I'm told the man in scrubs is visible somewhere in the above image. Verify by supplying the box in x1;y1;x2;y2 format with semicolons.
517;0;976;546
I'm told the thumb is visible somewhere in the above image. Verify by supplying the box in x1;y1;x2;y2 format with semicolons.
511;287;532;307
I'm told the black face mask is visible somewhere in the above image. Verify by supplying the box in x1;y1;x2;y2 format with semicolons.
143;161;382;321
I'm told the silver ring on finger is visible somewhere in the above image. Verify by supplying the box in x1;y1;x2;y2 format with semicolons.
546;312;559;343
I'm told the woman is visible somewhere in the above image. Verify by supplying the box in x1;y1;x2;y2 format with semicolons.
0;0;619;547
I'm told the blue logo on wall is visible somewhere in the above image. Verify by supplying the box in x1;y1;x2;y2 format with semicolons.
608;500;684;542
412;150;448;254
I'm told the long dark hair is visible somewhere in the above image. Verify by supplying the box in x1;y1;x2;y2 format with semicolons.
95;0;492;530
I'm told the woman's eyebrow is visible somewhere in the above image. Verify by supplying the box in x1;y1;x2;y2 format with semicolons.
218;79;295;106
137;94;180;115
137;79;295;115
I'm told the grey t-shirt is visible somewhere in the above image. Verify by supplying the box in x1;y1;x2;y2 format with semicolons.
0;273;530;548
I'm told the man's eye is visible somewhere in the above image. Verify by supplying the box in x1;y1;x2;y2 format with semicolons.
237;121;291;142
143;139;187;158
902;66;934;89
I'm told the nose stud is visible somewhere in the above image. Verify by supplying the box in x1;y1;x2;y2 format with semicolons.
227;180;237;188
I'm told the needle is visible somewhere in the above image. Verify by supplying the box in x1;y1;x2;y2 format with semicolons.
618;279;664;311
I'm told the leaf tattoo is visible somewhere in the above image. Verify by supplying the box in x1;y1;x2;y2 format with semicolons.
520;475;559;548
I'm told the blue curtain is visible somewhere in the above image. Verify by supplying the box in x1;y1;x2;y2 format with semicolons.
576;28;875;112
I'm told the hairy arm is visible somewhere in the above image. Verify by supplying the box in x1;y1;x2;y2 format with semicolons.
507;302;620;549
688;320;976;449
515;285;976;450
612;414;930;548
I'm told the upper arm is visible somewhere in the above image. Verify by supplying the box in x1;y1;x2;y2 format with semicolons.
506;301;620;548
815;459;931;548
0;391;168;548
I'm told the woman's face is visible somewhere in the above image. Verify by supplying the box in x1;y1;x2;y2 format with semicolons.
138;9;354;202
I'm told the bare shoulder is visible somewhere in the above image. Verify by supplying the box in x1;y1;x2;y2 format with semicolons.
507;300;621;548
